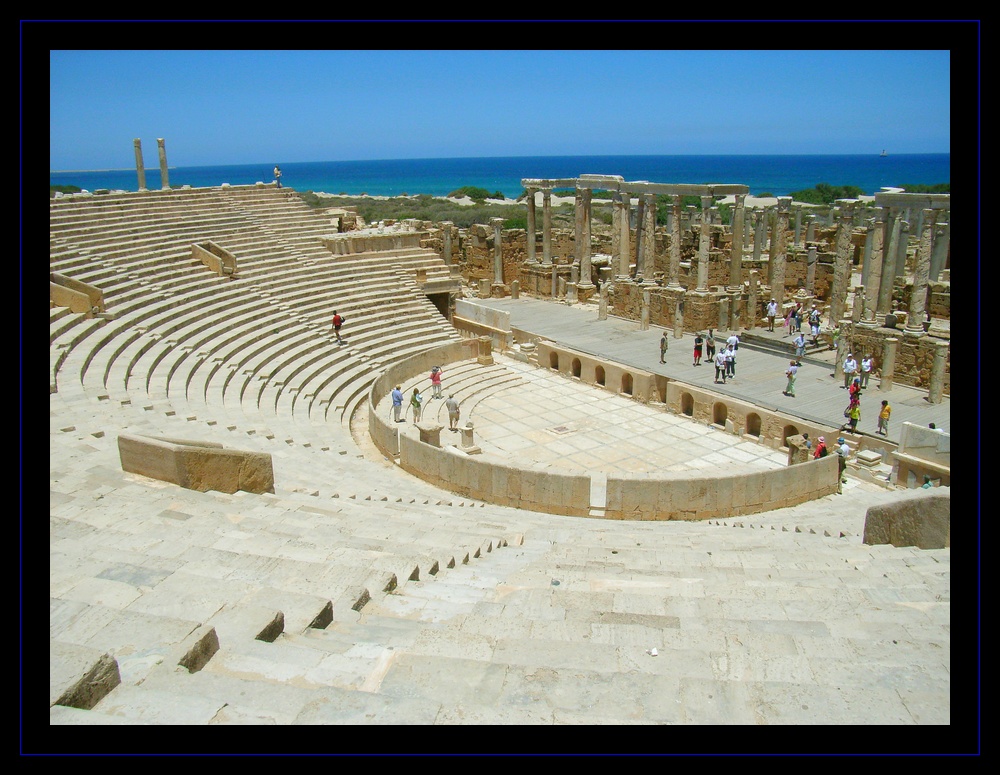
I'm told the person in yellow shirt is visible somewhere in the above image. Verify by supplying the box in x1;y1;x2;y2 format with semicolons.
877;399;892;436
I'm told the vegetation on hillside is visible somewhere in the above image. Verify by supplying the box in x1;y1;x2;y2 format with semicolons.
50;184;83;197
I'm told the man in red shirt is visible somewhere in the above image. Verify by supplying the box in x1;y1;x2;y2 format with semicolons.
331;310;346;344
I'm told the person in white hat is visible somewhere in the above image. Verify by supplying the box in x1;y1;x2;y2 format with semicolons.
842;353;858;388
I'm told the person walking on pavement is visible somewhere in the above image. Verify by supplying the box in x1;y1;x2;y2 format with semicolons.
692;332;703;366
660;331;669;363
842;353;858;388
390;385;404;422
410;387;424;423
713;347;728;384
430;366;443;399
766;299;778;331
783;360;798;397
705;330;716;362
809;305;821;344
835;437;851;484
859;354;874;389
877;399;892;436
843;402;861;434
723;344;736;379
793;331;806;365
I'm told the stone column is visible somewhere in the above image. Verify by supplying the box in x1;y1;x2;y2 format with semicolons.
851;286;865;324
633;195;646;280
491;218;504;287
903;209;936;337
771;197;791;306
728;194;745;292
793;205;803;246
579;187;594;290
668;196;683;288
598;282;609;320
861;218;875;290
640;289;651;330
550;262;558;297
930;220;950;281
574;187;584;267
641;194;657;282
743;207;752;247
718;296;730;332
441;221;453;267
828;201;854;325
615;192;631;280
805;214;816;244
133;138;147;192
695;195;712;292
880;337;898;391
747;270;760;331
567;281;578;304
877;211;899;316
753;208;765;263
805;244;818;296
860;208;885;327
477;336;494;365
833;327;849;385
729;291;742;331
510;279;519;299
524;190;537;264
893;218;910;278
157;138;170;190
673;291;685;335
541;188;553;265
928;340;949;404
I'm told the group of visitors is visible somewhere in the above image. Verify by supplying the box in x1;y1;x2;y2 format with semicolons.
712;332;740;384
389;367;462;431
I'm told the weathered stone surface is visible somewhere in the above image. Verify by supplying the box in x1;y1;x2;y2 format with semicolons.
863;489;950;549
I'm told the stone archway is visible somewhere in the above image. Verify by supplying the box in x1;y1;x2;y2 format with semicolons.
746;412;762;438
621;372;633;396
680;392;694;417
595;365;606;387
713;401;728;427
549;352;559;370
782;424;800;447
571;357;582;379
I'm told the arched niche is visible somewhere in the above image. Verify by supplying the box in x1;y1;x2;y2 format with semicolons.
571;357;582;379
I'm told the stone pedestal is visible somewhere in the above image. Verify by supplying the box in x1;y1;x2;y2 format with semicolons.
510;279;519;299
477;335;494;365
880;337;898;391
416;423;444;447
786;434;813;465
460;422;482;454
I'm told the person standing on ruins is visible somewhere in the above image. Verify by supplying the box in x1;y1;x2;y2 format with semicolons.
430;366;443;399
835;437;851;485
705;330;716;362
809;305;822;344
859;354;874;389
331;310;346;344
713;346;728;384
723;343;736;380
410;387;424;423
691;332;702;366
660;330;669;363
842;353;858;388
793;330;806;366
274;165;282;188
391;385;404;422
877;399;892;436
445;394;461;431
766;299;778;332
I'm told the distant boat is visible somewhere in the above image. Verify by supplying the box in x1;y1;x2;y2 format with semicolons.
880;149;888;157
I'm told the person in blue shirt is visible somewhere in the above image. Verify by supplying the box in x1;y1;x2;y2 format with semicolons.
391;385;404;422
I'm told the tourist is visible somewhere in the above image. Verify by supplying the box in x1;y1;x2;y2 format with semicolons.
783;306;795;336
843;402;860;434
877;399;892;436
331;310;346;344
726;332;740;352
921;474;934;489
410;387;424;423
793;330;806;365
391;385;404;422
713;347;728;384
859;354;874;389
809;305;821;344
430;366;443;399
692;332;702;366
445;394;461;431
849;377;862;405
813;436;829;459
273;165;282;188
801;432;812;452
766;299;778;331
724;343;736;379
660;330;669;364
705;330;716;362
842;353;858;388
783;360;798;397
835;437;851;484
793;302;803;333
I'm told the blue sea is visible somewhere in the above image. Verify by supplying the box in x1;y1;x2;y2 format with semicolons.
50;154;950;200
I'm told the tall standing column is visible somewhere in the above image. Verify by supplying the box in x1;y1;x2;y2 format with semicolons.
793;205;803;246
727;193;745;292
441;221;453;267
805;244;818;296
157;138;170;190
928;340;949;403
579;187;594;290
524;189;537;264
614;192;630;280
860;208;885;327
668;196;683;288
930;219;950;280
771;197;791;307
541;188;553;265
805;214;816;244
753;209;765;263
747;269;760;331
904;209;936;337
893;218;910;278
828;201;855;325
861;218;875;290
574;187;585;267
641;194;657;283
491;218;505;288
133;138;147;192
633;196;646;280
877;210;900;316
695;196;712;292
880;337;898;392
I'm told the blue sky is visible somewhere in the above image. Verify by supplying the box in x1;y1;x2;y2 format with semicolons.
48;46;952;171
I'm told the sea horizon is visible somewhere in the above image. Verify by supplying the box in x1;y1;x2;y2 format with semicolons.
50;153;950;200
